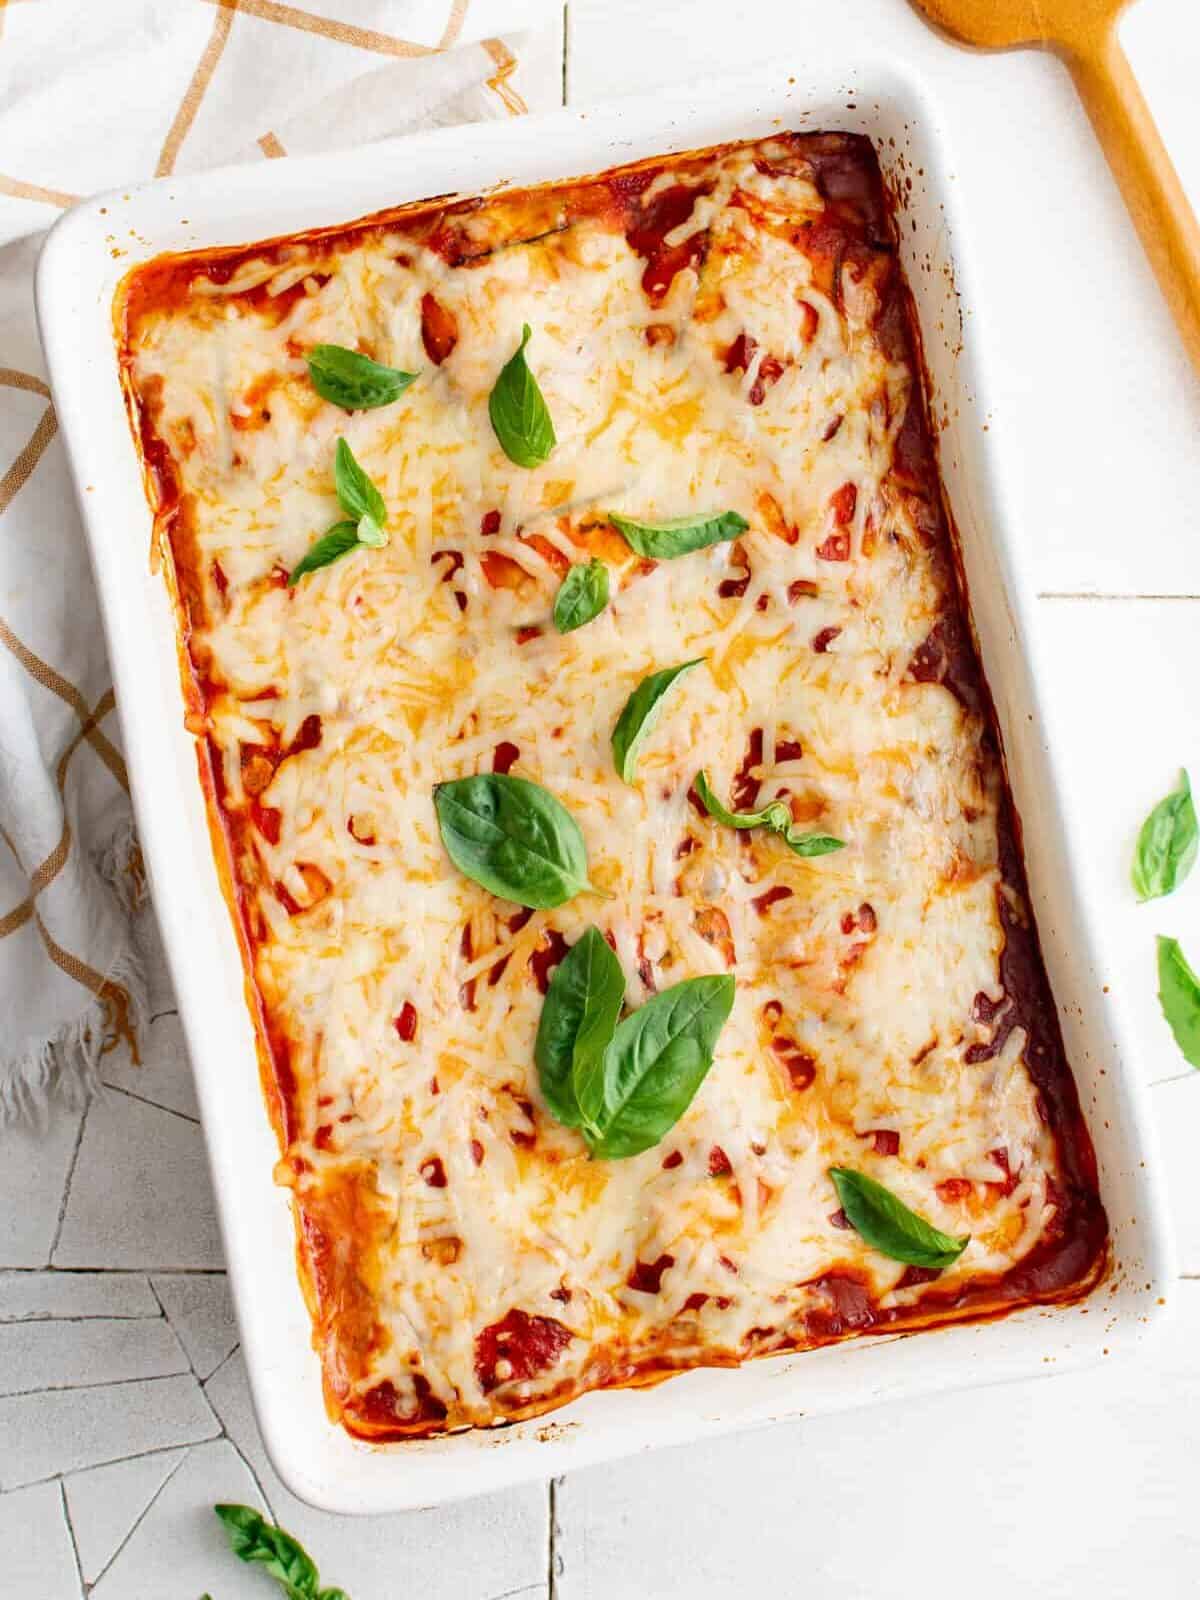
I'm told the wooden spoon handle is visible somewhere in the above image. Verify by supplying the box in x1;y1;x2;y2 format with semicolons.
1064;24;1200;374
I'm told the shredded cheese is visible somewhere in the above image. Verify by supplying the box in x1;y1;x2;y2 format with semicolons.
122;133;1102;1439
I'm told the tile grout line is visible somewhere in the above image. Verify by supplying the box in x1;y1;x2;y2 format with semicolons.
47;1105;89;1266
59;1478;87;1600
3;1368;193;1401
205;1343;280;1523
225;1427;278;1524
100;1079;201;1126
5;1438;205;1498
0;1266;228;1276
1037;591;1200;601
1148;1067;1200;1089
87;1443;192;1592
548;1475;561;1598
0;1313;163;1325
202;1341;240;1389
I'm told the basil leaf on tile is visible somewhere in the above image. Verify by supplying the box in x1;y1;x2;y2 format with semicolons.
535;926;625;1127
213;1504;335;1598
608;509;748;560
693;769;845;858
1133;770;1198;902
611;658;704;784
553;559;609;634
333;436;387;527
488;323;556;468
305;343;417;411
829;1167;969;1269
288;520;361;586
576;973;735;1160
434;773;597;910
1157;935;1200;1069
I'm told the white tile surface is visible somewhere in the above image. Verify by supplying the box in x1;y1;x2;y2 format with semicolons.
0;1315;187;1397
53;1092;222;1269
102;1011;200;1122
64;1448;187;1585
0;1374;218;1490
557;1282;1200;1600
0;1270;157;1321
0;1480;82;1600
1028;599;1200;1087
205;1349;550;1600
89;1440;268;1600
0;1100;83;1267
152;1273;239;1381
1151;1072;1200;1276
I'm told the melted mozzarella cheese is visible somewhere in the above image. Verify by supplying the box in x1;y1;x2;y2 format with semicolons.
126;136;1075;1434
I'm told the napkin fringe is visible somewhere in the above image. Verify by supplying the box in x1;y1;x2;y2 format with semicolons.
0;818;147;1129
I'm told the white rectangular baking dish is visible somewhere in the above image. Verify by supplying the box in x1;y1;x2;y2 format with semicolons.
37;50;1176;1514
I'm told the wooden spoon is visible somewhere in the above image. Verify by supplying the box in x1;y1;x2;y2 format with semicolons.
910;0;1200;374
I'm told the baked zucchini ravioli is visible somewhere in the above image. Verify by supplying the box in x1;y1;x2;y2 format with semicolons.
119;132;1107;1441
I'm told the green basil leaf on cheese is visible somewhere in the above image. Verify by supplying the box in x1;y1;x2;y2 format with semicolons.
287;520;361;586
783;832;845;858
611;659;704;784
305;343;417;411
333;436;387;527
576;974;735;1160
694;769;791;832
355;512;387;548
1132;770;1198;902
608;509;748;560
1157;935;1200;1069
488;323;556;469
829;1167;969;1269
434;773;597;910
535;926;625;1127
693;768;845;858
553;559;609;634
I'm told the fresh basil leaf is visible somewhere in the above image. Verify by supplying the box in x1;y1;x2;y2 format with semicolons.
576;974;735;1160
333;436;386;526
1133;770;1198;902
608;509;748;560
355;512;387;549
1157;935;1200;1068
488;323;556;468
535;926;625;1127
693;768;845;859
553;559;609;634
434;773;597;910
305;343;417;411
694;769;790;832
783;832;845;858
213;1504;333;1599
829;1167;968;1269
288;520;361;586
612;659;704;784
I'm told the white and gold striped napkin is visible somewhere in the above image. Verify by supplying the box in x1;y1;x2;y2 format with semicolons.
0;0;560;1122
